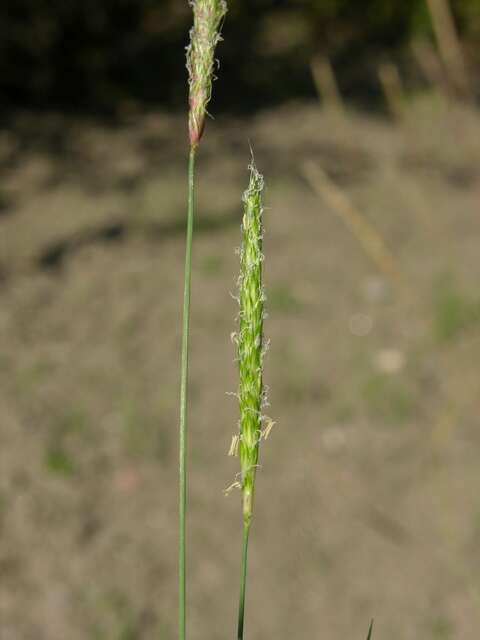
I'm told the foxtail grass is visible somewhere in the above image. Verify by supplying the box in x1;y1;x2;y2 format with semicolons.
229;161;273;640
179;3;226;640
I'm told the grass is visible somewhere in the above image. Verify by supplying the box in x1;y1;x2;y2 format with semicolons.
433;277;480;342
429;615;454;640
43;408;89;477
90;590;140;640
181;8;273;637
178;142;195;640
3;100;480;640
2;8;478;640
45;446;76;476
363;372;415;424
233;162;269;639
179;3;227;639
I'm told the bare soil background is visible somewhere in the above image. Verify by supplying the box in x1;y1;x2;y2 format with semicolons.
1;98;480;639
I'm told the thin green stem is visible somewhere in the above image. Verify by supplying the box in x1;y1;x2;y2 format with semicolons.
237;520;251;640
179;145;196;640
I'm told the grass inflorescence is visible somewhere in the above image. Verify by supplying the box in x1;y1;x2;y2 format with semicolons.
178;3;227;640
236;162;268;526
187;0;227;146
229;161;273;639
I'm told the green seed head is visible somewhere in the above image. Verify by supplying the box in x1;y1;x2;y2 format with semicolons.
234;161;269;524
186;0;227;147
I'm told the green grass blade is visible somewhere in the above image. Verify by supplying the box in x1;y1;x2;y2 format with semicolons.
366;619;374;640
237;521;251;640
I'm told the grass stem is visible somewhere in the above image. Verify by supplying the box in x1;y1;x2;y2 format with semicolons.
179;145;197;640
237;520;251;640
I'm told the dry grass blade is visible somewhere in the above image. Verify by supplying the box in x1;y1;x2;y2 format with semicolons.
411;40;449;98
302;160;404;288
425;0;471;101
310;55;345;114
378;61;405;121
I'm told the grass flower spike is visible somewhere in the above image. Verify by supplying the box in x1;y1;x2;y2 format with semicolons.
237;162;266;525
187;0;227;146
232;160;272;640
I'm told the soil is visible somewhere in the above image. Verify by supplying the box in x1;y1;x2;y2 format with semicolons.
1;97;480;639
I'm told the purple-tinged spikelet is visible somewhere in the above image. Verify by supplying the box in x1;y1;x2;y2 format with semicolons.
186;0;227;146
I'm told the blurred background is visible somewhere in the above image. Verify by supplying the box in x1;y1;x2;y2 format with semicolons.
1;1;480;638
